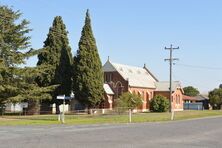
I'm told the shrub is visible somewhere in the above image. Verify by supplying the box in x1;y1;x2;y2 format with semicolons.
209;88;222;110
115;92;143;111
150;95;169;112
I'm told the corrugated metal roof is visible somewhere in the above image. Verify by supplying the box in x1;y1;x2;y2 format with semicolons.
194;95;209;101
103;84;114;95
103;60;157;88
155;81;181;91
183;95;196;101
183;95;209;101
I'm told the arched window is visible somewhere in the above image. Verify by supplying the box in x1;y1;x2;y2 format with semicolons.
138;91;141;97
142;91;145;99
116;81;123;98
146;92;150;101
176;95;179;104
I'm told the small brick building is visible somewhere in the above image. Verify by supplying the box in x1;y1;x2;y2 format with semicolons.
102;60;184;111
155;81;184;111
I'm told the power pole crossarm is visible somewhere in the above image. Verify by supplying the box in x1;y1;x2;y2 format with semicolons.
164;44;179;120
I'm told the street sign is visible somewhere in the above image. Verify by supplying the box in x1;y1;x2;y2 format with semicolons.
56;96;73;100
56;95;65;100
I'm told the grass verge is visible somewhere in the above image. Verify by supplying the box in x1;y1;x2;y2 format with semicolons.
0;110;222;126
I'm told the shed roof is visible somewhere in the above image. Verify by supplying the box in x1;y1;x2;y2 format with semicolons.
183;95;209;101
183;95;196;101
194;95;209;101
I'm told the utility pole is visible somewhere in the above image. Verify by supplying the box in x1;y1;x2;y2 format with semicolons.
165;44;179;120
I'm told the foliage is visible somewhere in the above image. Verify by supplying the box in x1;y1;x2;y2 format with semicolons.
0;5;32;67
183;86;200;97
36;16;73;104
116;92;143;110
0;5;44;105
0;5;56;115
209;88;222;109
150;95;169;112
73;10;104;108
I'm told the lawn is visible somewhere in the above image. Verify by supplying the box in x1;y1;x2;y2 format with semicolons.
0;110;222;126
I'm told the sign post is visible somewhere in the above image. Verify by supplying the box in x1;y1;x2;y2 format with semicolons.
62;96;65;123
56;93;74;124
56;95;65;124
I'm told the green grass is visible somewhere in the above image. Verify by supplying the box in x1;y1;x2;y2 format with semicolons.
1;110;222;126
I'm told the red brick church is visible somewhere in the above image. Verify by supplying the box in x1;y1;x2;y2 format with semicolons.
102;59;184;111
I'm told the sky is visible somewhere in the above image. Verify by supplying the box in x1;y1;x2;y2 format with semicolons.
1;0;222;93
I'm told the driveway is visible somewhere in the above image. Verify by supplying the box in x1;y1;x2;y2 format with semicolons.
0;117;222;148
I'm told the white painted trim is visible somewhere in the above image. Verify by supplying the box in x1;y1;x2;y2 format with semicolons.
129;89;132;94
173;109;184;111
142;109;149;112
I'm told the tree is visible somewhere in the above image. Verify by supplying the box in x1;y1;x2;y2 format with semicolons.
0;5;56;114
209;88;222;110
115;92;143;111
73;10;104;108
12;67;57;114
183;86;200;97
36;16;73;108
0;5;32;105
150;95;169;112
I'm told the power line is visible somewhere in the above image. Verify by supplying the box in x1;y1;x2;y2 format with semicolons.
175;63;222;70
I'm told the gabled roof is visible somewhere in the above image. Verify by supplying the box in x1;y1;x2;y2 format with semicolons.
183;95;209;101
183;95;196;101
103;60;158;88
194;95;209;101
103;84;114;95
155;81;182;92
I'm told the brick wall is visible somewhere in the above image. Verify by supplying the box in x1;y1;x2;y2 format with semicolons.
104;71;128;98
154;89;183;111
129;87;155;111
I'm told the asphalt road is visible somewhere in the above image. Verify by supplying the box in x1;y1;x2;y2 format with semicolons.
1;117;222;148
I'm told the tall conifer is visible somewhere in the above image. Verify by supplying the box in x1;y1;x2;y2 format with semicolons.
36;16;73;104
73;10;104;108
0;5;54;114
0;5;32;104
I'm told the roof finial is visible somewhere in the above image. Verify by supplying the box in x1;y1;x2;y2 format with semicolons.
143;63;146;68
108;56;110;61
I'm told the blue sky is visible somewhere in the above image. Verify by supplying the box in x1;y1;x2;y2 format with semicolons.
1;0;222;93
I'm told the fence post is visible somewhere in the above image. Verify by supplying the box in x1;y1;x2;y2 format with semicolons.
171;110;174;120
58;113;61;121
129;109;132;123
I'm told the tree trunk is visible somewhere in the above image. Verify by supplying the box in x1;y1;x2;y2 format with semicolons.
56;103;60;114
27;100;40;115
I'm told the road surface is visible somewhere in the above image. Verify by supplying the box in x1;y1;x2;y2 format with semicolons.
1;117;222;148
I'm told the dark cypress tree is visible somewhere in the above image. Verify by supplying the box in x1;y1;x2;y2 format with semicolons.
73;10;104;108
36;16;73;107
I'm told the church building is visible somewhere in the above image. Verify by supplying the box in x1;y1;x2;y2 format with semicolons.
102;59;184;111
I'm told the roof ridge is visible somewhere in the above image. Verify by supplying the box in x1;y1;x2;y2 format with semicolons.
111;62;145;70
